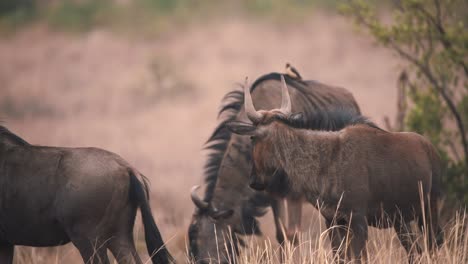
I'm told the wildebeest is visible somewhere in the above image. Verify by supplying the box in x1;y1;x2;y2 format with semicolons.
226;75;444;263
0;126;173;264
188;71;361;263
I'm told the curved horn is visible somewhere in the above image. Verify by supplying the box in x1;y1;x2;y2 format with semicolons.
280;75;292;115
243;77;263;123
191;185;209;209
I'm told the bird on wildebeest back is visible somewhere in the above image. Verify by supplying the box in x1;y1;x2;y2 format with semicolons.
285;63;302;80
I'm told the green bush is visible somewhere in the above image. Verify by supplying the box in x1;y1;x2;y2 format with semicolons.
342;0;468;205
46;0;110;32
0;0;36;27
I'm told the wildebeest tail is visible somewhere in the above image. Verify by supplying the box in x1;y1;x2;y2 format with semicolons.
129;170;175;264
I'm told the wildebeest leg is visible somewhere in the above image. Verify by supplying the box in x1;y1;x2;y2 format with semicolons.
348;213;368;264
394;220;421;264
325;218;348;263
286;196;302;246
71;237;110;264
0;243;13;264
419;198;444;252
108;234;142;264
271;198;288;262
271;198;287;244
431;200;444;249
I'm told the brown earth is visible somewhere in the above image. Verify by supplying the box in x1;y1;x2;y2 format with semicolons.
0;12;400;263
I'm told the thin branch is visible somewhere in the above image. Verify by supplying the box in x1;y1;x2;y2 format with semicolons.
396;71;408;131
434;0;441;24
384;116;394;131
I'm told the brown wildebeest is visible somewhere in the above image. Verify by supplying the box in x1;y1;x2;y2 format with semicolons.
188;71;361;263
226;75;444;263
0;126;173;264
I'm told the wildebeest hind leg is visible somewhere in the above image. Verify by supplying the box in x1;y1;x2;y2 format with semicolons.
0;243;13;264
394;220;421;264
71;236;110;264
419;198;444;252
108;234;142;264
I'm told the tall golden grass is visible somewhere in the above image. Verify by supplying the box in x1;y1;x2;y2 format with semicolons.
178;211;467;264
11;211;467;263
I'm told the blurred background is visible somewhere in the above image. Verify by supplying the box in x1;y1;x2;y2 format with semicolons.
1;0;466;263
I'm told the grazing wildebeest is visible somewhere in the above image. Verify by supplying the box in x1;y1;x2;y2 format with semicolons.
0;126;173;264
226;75;444;263
188;71;361;263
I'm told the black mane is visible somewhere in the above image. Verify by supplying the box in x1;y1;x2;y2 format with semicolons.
0;126;30;146
276;108;384;132
203;89;244;202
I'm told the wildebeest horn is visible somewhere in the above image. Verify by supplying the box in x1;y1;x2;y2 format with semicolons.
280;75;292;115
191;185;209;209
243;77;263;123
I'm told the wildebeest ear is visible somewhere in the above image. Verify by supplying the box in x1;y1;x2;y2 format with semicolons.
225;121;256;135
289;112;304;123
211;209;234;220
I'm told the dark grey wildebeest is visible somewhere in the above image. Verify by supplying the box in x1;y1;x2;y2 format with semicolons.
227;75;444;263
0;126;173;264
188;71;361;263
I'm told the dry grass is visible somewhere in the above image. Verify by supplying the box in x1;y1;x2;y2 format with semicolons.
11;213;468;264
233;215;468;264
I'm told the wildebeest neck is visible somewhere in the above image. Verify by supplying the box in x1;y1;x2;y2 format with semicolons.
266;122;342;198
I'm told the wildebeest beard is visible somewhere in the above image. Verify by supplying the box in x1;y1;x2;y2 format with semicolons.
251;165;291;198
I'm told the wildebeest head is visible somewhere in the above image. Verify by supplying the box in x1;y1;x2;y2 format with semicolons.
188;185;236;263
226;75;301;191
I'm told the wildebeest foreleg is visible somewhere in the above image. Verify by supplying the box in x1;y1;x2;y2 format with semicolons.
348;214;368;263
271;198;287;245
395;220;421;264
286;196;302;246
0;243;13;264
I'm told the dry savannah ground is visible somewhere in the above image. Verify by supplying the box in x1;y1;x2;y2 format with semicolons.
0;10;466;264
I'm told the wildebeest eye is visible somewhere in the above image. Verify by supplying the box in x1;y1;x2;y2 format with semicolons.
250;136;255;141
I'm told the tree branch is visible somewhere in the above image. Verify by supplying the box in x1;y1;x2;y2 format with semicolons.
388;41;468;167
415;1;468;76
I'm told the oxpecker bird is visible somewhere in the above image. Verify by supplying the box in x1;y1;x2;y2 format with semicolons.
285;63;302;80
